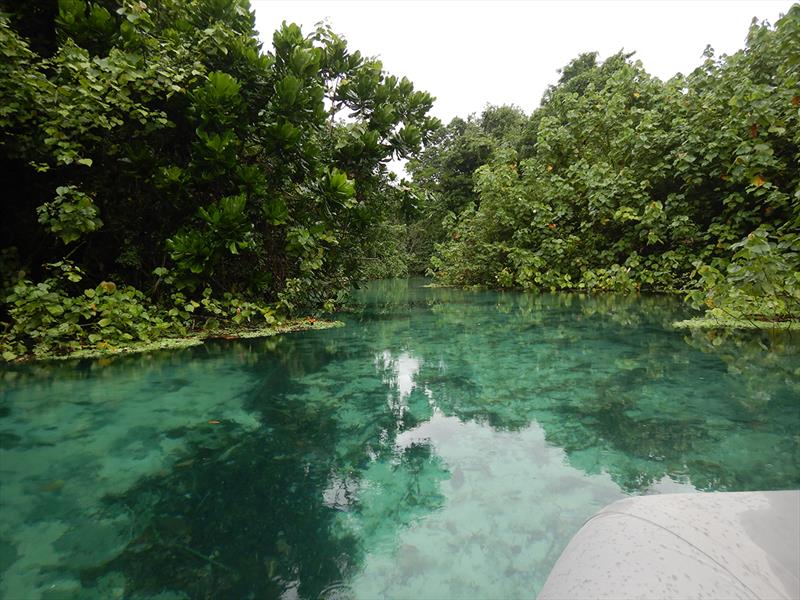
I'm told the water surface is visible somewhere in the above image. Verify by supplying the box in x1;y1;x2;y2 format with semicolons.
1;279;798;599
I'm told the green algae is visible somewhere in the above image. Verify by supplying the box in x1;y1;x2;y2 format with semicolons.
231;319;344;338
12;319;344;363
672;316;799;330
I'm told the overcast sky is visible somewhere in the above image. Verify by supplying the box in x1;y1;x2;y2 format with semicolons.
253;1;793;125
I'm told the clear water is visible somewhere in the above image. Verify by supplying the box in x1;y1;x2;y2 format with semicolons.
1;279;798;600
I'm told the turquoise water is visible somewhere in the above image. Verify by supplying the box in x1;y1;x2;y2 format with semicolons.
1;279;798;599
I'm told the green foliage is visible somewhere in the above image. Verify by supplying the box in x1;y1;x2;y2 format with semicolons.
36;185;103;244
416;7;799;324
1;262;180;360
359;222;410;280
322;168;356;204
687;227;800;324
0;262;286;360
0;1;439;360
405;105;526;271
166;193;254;286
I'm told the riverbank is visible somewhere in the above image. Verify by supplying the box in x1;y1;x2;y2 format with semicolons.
672;317;798;331
425;281;799;331
4;319;344;363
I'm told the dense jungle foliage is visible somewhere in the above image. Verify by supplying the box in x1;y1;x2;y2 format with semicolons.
1;3;798;361
407;7;799;326
0;0;438;360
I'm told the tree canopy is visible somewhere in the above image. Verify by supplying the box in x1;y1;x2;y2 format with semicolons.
409;7;799;326
0;0;439;359
2;2;798;361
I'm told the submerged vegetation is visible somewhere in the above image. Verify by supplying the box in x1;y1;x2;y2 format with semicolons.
1;2;798;362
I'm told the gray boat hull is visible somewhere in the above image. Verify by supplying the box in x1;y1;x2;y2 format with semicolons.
539;491;800;600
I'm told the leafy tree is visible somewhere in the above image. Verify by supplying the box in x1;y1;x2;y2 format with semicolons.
0;0;439;360
404;104;526;272
418;7;799;326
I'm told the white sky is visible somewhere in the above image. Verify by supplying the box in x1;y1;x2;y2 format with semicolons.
252;0;793;124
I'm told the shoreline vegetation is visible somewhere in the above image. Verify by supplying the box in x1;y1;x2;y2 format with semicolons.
8;319;343;363
0;1;439;364
671;316;798;331
1;2;798;363
427;281;799;331
425;280;798;330
406;8;799;331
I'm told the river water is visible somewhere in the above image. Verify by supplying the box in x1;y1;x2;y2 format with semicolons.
1;278;798;599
